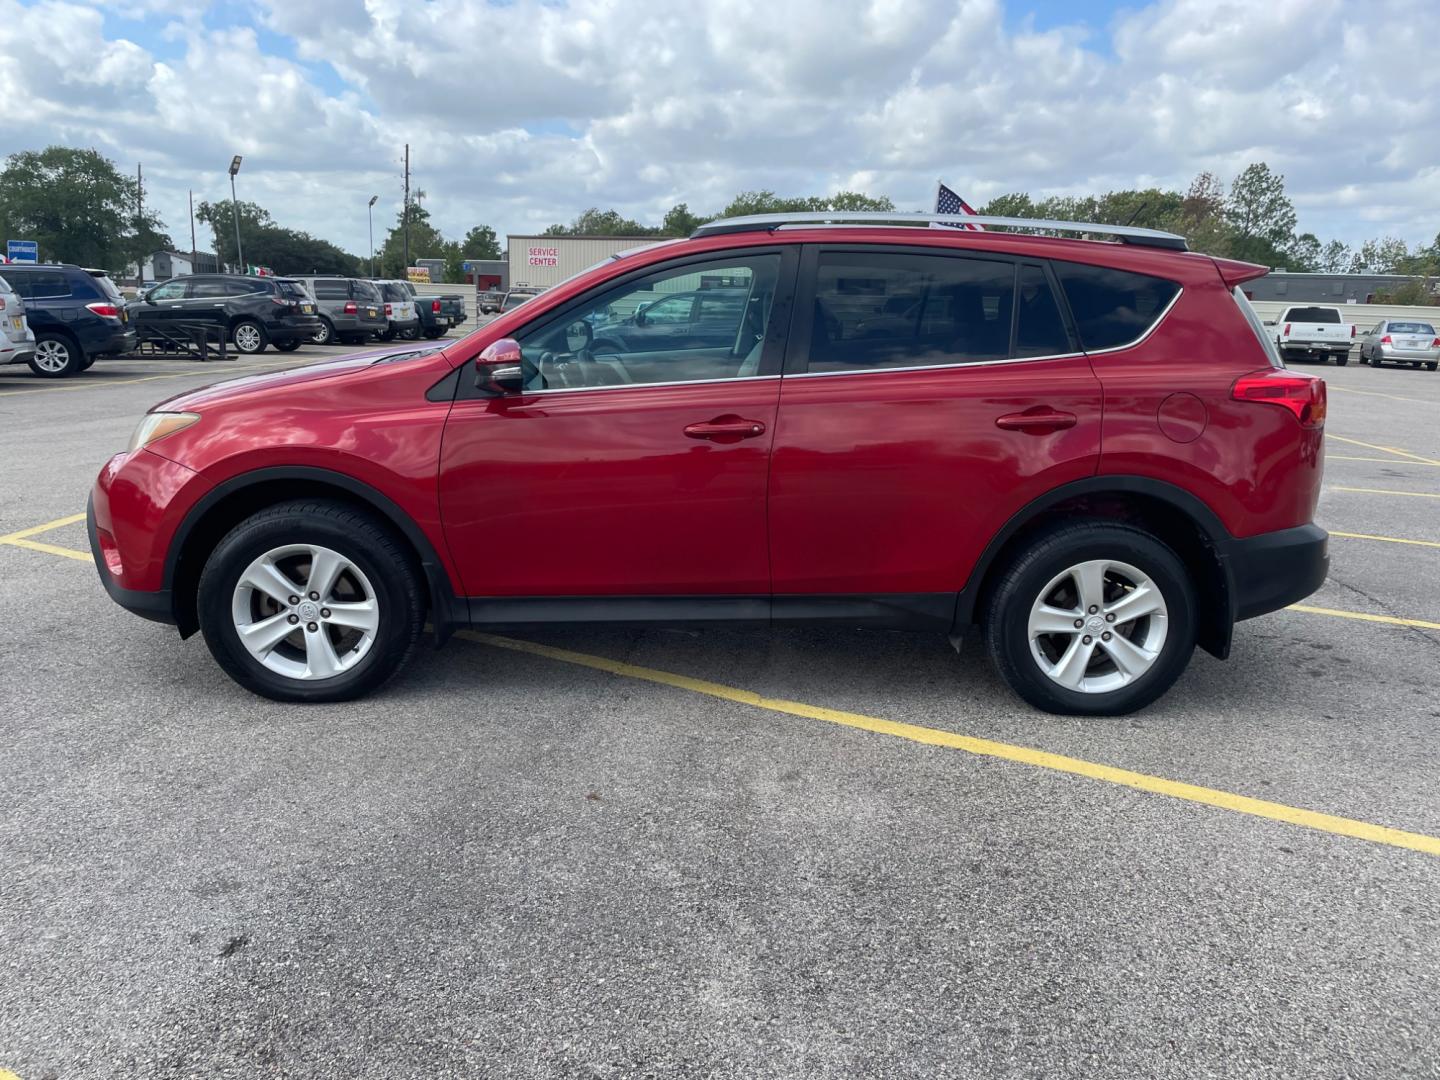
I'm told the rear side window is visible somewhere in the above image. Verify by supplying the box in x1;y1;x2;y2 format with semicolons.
190;280;229;297
313;279;347;299
805;251;1014;372
5;270;71;299
224;279;267;296
1286;307;1340;323
1053;262;1180;351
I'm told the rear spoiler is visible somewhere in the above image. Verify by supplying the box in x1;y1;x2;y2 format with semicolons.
1211;257;1269;288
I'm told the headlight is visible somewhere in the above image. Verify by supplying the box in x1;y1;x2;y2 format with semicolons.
128;412;200;453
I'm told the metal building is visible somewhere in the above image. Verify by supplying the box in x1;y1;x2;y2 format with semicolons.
506;235;660;289
1244;272;1435;304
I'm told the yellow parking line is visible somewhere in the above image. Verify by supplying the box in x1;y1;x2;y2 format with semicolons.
1330;386;1439;407
1326;435;1440;466
1330;531;1440;549
0;359;305;398
0;511;88;543
1331;486;1440;499
459;631;1440;857
1288;604;1440;632
1326;455;1440;467
1;1067;22;1080
1;537;91;562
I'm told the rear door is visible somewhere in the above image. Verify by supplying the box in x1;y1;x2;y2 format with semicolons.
767;245;1103;616
438;247;798;604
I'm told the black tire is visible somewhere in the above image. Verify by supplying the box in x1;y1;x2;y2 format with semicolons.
983;520;1197;716
399;326;419;340
274;339;302;353
28;333;83;378
1427;362;1438;372
1370;354;1382;368
1333;353;1349;366
423;327;445;340
197;500;424;703
379;326;397;342
232;319;268;355
312;319;335;346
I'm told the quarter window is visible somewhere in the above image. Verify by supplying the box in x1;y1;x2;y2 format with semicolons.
1015;264;1071;357
803;252;1015;373
1053;261;1181;351
516;254;781;390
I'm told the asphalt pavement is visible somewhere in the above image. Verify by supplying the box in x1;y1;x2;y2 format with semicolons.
1;343;1437;1079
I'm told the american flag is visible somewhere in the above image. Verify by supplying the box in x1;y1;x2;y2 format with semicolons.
934;181;984;230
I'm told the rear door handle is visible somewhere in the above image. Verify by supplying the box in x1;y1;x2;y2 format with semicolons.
995;409;1078;433
683;415;767;443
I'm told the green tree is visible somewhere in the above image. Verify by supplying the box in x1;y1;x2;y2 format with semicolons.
1178;172;1232;255
661;202;709;236
1348;236;1410;274
1286;232;1323;272
1319;239;1353;273
460;224;501;260
0;146;169;272
377;202;446;277
196;199;361;276
1226;163;1297;265
543;207;657;236
978;193;1038;218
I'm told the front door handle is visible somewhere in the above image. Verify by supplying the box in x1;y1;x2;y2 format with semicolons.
683;415;767;443
995;408;1078;433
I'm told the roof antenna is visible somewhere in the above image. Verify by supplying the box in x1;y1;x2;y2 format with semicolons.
1124;201;1149;227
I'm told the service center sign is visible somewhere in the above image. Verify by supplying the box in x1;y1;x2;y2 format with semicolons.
527;245;559;267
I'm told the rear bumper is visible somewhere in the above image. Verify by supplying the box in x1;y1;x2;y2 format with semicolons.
1376;347;1439;362
89;326;137;356
1220;523;1329;622
1;344;35;365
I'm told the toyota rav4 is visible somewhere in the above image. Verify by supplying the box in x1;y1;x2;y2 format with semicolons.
89;213;1328;715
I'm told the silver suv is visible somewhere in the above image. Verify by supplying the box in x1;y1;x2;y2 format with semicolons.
293;277;388;345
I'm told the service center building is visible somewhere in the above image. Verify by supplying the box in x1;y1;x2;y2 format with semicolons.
506;235;657;289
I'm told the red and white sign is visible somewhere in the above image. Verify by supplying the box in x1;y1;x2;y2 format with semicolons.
527;245;559;267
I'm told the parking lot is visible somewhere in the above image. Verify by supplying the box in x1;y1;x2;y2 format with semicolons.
1;346;1438;1077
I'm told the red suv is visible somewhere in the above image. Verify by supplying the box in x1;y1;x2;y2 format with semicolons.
88;213;1328;715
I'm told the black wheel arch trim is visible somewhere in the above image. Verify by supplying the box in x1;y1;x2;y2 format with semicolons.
952;474;1238;655
164;466;463;643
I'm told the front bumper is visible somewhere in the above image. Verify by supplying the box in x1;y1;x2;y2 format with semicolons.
1220;523;1329;622
88;493;175;624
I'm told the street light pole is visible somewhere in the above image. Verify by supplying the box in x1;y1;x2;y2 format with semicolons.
368;195;378;278
228;155;244;274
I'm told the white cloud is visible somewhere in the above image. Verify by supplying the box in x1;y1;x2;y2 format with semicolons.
0;0;1437;256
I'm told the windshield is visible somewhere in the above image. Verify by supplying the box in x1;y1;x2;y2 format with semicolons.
1287;307;1341;323
503;292;535;311
1387;321;1434;335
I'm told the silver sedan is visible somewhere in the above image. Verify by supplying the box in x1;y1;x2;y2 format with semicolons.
1359;319;1439;371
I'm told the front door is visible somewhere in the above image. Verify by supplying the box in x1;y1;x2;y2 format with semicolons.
439;247;798;612
767;246;1103;616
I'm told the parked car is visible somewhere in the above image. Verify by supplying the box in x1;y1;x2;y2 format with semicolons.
0;263;135;377
477;288;508;315
397;282;466;339
1358;319;1439;371
293;276;388;345
590;287;751;354
374;280;420;341
1269;305;1354;365
129;274;321;354
0;272;36;371
89;211;1328;716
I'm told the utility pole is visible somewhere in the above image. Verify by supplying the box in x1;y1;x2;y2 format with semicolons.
189;190;197;273
402;143;410;272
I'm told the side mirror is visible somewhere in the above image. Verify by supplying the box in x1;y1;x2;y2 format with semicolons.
473;338;525;396
564;319;592;354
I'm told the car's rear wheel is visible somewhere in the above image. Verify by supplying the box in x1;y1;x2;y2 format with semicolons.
1427;362;1438;372
1333;352;1349;366
28;334;82;378
232;319;268;354
312;319;335;346
274;339;302;352
983;521;1196;716
197;500;424;702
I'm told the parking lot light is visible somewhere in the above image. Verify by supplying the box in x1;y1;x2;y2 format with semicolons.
228;155;244;273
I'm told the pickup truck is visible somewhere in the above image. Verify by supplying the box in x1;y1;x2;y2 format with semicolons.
401;282;467;339
1270;305;1355;365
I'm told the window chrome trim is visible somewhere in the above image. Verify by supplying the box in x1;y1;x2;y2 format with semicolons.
786;353;1086;379
522;374;781;396
1082;286;1184;356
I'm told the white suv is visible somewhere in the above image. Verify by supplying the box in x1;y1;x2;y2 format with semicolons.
0;272;36;369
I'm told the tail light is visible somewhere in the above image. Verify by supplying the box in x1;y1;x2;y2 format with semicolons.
0;296;6;311
1432;338;1440;348
1350;324;1357;337
1231;369;1326;428
385;303;392;316
86;302;122;318
432;300;441;313
1283;322;1291;336
343;301;358;315
1380;334;1392;344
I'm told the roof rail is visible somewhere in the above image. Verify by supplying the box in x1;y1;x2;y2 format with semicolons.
690;212;1189;251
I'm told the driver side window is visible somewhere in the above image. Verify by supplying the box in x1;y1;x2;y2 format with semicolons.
516;254;780;391
150;281;187;301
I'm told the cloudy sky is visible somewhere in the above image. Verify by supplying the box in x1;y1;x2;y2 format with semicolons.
2;0;1436;257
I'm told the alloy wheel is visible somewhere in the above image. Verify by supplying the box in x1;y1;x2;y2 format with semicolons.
1027;559;1169;694
230;544;380;680
235;324;263;353
34;339;72;373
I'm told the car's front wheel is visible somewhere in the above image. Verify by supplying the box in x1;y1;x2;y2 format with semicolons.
983;521;1196;716
197;500;424;702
